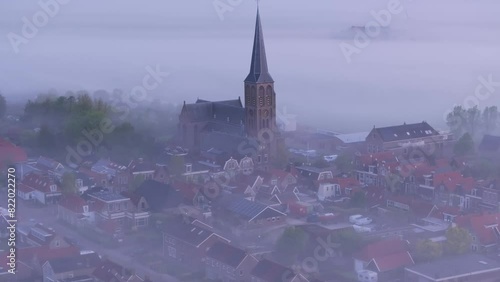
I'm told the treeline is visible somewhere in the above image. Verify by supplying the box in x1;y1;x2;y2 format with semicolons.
446;105;499;140
19;90;180;163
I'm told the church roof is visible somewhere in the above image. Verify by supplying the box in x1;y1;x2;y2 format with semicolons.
181;99;244;125
245;8;274;84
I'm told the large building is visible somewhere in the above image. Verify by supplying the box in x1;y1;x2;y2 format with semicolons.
178;8;280;169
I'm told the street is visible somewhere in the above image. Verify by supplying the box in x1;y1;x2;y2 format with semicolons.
0;192;179;282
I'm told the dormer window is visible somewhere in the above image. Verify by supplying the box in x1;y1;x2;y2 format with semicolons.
83;205;89;213
76;179;83;188
50;185;57;192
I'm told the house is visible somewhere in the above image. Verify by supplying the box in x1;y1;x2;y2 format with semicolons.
132;180;185;211
86;190;130;234
215;195;287;229
91;159;129;192
364;122;449;156
42;252;101;282
127;158;156;180
205;241;259;282
8;224;79;271
57;195;95;227
74;171;94;195
386;196;438;219
250;259;309;282
455;213;500;252
353;238;414;281
163;219;230;268
35;156;66;176
92;259;134;282
0;137;27;170
120;191;151;230
405;253;500;282
20;173;62;204
355;151;400;188
0;260;42;282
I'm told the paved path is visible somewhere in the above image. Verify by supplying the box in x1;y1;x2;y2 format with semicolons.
4;195;179;282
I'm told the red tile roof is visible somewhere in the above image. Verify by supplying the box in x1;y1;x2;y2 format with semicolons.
456;213;500;245
59;195;89;213
21;173;60;193
0;138;27;169
353;238;409;262
433;171;476;193
0;245;80;268
370;251;414;272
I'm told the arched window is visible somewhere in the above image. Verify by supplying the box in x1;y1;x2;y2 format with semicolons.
251;86;257;106
259;87;265;107
266;86;273;106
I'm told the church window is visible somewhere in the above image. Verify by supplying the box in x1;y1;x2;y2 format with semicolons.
266;86;273;105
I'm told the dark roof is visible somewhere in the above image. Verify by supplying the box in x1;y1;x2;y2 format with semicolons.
251;259;295;282
164;220;219;247
206;241;247;268
92;259;131;282
479;134;500;152
200;131;250;157
47;252;101;274
134;179;183;212
405;254;500;280
181;99;244;124
372;122;439;142
218;195;284;221
245;9;274;84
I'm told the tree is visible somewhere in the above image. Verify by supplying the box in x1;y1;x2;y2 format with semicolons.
129;174;145;191
453;133;474;156
446;106;467;138
334;152;354;173
0;93;6;119
350;191;366;208
414;239;443;262
37;125;56;150
444;226;471;255
332;228;363;255
275;226;308;265
482;106;498;134
61;172;77;195
168;155;186;177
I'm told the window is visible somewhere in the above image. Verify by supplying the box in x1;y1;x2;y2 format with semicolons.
257;155;262;163
136;218;147;227
167;246;176;258
264;154;268;163
83;205;89;213
76;179;83;188
50;185;57;192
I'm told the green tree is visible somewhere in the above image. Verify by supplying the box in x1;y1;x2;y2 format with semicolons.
444;226;471;255
447;106;467;138
129;174;145;191
414;239;443;262
334;152;354;172
61;172;77;195
275;226;308;265
453;133;474;156
0;93;6;119
168;155;186;177
37;125;56;150
332;228;363;255
350;191;366;208
482;106;498;134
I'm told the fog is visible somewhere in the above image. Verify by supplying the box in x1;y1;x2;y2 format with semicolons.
1;0;500;132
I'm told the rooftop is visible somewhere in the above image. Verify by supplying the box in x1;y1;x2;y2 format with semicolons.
406;254;500;281
88;191;128;202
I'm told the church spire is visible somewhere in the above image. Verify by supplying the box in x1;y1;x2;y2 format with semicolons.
245;7;274;84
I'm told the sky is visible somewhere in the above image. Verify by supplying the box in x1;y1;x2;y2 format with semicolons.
1;0;500;132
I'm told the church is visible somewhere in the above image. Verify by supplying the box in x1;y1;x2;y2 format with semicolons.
177;8;281;169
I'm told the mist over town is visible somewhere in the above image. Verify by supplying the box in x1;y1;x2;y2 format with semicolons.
1;0;500;282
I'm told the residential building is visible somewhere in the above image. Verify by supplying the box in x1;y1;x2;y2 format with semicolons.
205;241;259;282
455;213;500;252
405;254;500;282
57;195;95;227
20;173;62;205
42;252;101;282
250;259;309;282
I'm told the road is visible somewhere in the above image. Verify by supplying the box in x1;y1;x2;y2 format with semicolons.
2;193;179;282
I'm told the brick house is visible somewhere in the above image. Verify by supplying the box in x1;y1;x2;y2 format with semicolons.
455;213;500;252
205;241;258;282
57;194;95;227
86;190;130;234
20;173;62;205
163;219;230;268
364;122;449;156
250;259;309;282
42;252;101;282
353;238;414;281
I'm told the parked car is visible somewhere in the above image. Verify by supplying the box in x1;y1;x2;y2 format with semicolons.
354;217;373;225
349;214;363;223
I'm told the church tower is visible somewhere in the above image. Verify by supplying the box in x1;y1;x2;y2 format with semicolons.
244;8;277;140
